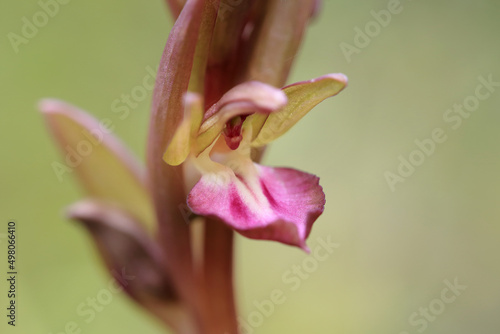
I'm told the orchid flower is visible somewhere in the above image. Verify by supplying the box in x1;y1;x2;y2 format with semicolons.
164;75;346;251
40;0;347;333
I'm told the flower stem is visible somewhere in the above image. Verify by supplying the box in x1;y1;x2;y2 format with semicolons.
202;218;239;334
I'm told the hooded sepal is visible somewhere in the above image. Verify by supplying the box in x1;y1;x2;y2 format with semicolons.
194;81;287;154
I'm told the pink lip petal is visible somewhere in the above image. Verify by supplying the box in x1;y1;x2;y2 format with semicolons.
187;163;325;251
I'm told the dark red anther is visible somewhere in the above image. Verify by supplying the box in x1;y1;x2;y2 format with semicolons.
223;115;247;150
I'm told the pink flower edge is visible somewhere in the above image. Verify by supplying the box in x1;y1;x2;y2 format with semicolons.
187;164;325;251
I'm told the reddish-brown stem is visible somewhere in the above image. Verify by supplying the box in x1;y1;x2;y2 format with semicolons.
147;0;213;331
202;219;239;334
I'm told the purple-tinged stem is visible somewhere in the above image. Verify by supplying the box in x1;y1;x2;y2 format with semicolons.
202;219;238;334
147;0;208;331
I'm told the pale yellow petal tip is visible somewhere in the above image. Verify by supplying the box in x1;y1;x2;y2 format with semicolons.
65;199;95;220
302;245;311;254
163;136;190;166
38;98;61;113
163;152;185;167
323;73;349;86
162;92;203;167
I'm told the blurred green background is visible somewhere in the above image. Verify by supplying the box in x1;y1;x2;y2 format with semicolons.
1;0;499;333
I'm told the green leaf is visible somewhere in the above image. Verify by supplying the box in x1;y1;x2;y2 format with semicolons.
40;99;156;234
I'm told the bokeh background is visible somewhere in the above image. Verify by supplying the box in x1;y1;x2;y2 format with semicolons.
1;0;499;333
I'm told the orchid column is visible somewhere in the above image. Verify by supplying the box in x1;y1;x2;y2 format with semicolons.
41;0;347;333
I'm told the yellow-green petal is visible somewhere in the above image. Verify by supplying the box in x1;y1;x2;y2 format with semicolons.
163;93;203;166
251;73;347;147
40;99;156;234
